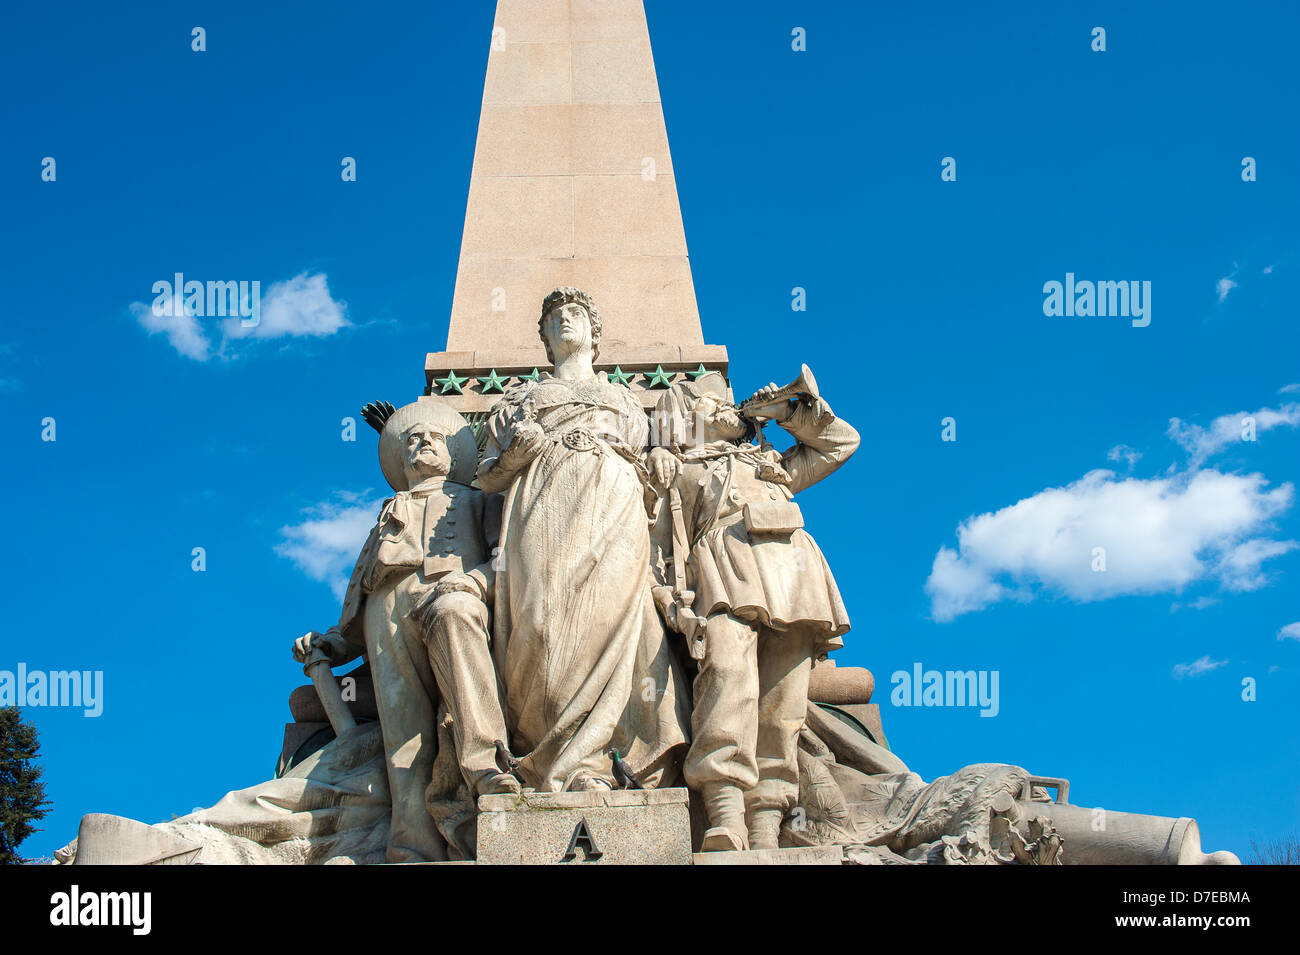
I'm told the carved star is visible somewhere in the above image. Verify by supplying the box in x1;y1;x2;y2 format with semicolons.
434;370;468;394
518;367;541;382
685;363;711;381
477;369;509;393
606;365;634;387
644;365;674;388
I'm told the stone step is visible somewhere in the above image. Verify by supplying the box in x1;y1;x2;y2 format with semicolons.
693;845;845;866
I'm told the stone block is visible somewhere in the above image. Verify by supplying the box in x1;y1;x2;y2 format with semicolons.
491;0;570;44
472;104;674;178
476;787;692;865
482;41;572;106
444;254;705;355
459;176;574;259
574;174;688;256
572;39;660;104
571;0;650;42
836;703;889;749
693;845;845;866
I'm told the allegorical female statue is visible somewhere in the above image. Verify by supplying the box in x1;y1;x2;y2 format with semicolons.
475;288;689;792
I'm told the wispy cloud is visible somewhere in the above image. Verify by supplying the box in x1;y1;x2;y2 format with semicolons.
275;493;382;601
1172;655;1228;680
1170;595;1221;613
130;298;210;360
1216;258;1279;304
1279;622;1300;642
1166;401;1300;467
1107;444;1142;469
130;271;349;361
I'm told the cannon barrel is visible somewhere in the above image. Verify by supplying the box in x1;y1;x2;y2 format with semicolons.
1008;795;1239;865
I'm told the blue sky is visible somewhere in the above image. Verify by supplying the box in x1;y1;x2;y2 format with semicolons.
2;0;1297;861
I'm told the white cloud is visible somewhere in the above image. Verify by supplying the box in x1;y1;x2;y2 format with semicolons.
1172;655;1228;680
1215;277;1237;302
275;494;382;601
1170;595;1221;613
1280;383;1300;395
130;271;348;361
222;272;349;343
1107;444;1142;468
1215;538;1299;591
925;468;1294;622
1279;622;1300;642
1166;402;1300;467
130;298;210;361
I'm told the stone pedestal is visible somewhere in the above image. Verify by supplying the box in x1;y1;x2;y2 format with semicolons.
476;787;693;865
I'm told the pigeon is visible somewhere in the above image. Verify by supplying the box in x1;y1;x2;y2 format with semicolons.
610;748;643;790
494;739;520;776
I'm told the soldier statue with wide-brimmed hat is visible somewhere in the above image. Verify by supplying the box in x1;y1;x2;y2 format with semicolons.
292;397;516;863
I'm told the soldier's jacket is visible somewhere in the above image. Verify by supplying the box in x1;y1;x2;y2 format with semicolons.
652;397;858;654
335;476;501;647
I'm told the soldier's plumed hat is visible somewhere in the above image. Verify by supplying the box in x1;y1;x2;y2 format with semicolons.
375;399;478;491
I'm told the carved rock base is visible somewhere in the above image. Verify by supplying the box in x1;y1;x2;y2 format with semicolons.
475;788;693;865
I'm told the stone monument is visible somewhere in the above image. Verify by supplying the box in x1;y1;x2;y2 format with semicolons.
56;0;1238;866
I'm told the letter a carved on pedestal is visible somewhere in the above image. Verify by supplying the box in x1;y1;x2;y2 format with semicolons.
562;817;603;862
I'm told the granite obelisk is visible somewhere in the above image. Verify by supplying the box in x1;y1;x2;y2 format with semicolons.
425;0;727;414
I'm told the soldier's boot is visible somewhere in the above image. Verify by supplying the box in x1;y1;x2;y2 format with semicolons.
748;808;784;850
477;772;521;796
700;783;749;852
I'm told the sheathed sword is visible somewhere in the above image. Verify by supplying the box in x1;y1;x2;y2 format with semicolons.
667;487;707;660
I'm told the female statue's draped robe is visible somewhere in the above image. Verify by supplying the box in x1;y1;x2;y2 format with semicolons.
482;372;689;791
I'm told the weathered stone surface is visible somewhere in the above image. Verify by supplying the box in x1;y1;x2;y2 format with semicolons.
807;661;875;705
476;788;693;865
432;0;727;416
68;814;202;866
693;845;845;866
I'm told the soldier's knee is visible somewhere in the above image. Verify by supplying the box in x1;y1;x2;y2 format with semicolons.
703;616;758;672
426;591;488;641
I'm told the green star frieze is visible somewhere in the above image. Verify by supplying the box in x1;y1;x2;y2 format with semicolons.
685;363;712;381
434;370;468;394
477;369;509;393
644;365;675;388
519;368;541;382
606;366;634;387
